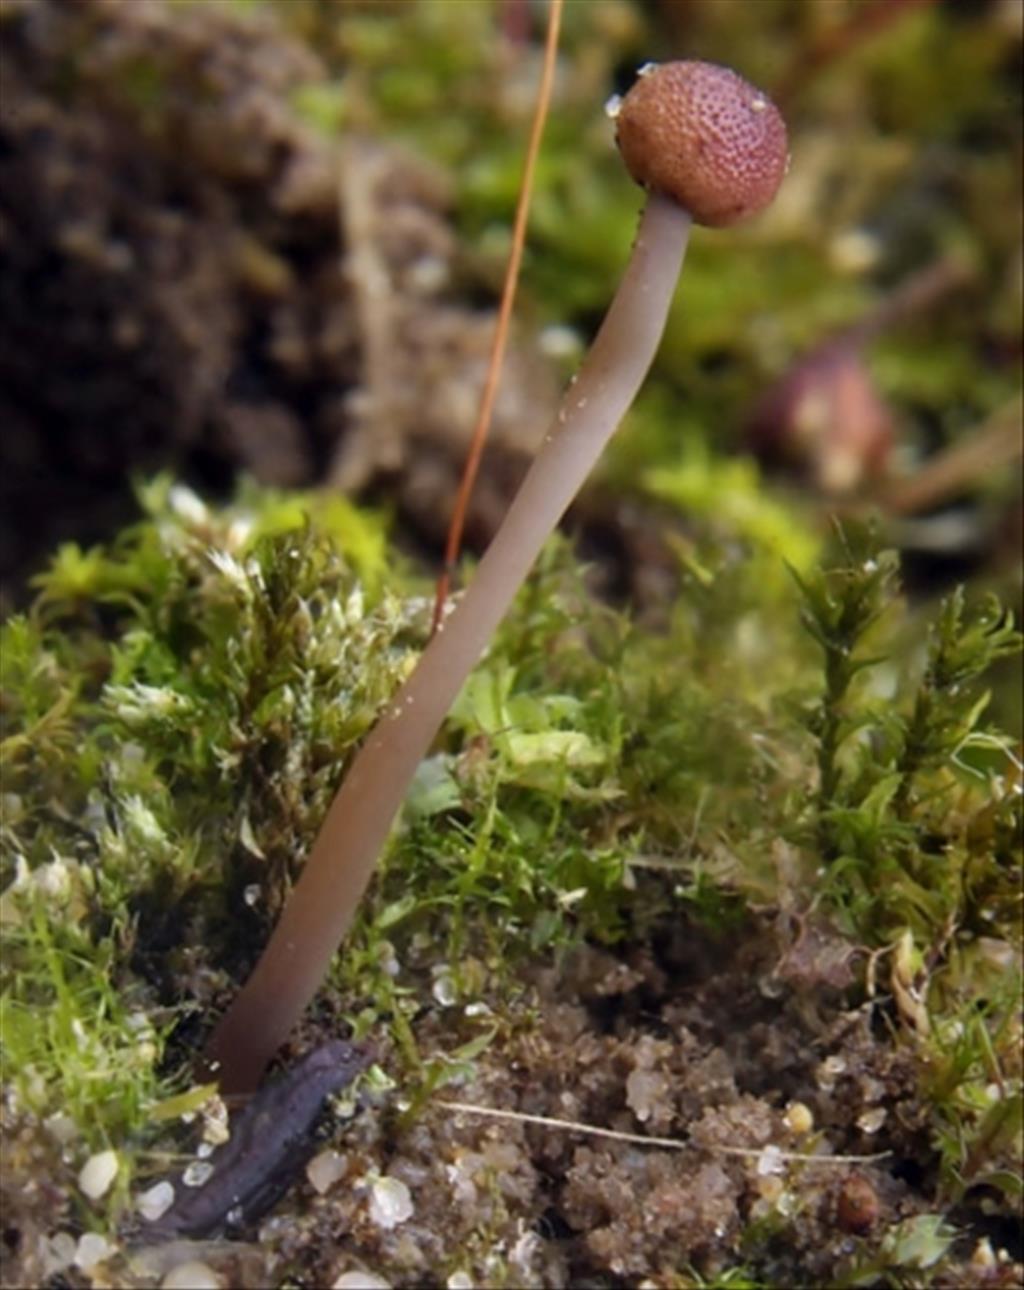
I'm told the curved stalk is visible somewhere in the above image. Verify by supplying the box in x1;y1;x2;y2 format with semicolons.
204;193;692;1091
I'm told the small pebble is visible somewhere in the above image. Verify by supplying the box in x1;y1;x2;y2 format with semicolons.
78;1149;119;1200
161;1260;223;1290
756;1144;784;1177
74;1232;114;1271
333;1272;391;1290
39;1232;76;1277
625;1069;667;1123
431;969;457;1007
783;1101;814;1136
757;1175;785;1203
856;1107;887;1135
182;1160;215;1188
368;1175;414;1229
816;1055;847;1091
307;1149;347;1195
972;1238;996;1268
137;1180;176;1222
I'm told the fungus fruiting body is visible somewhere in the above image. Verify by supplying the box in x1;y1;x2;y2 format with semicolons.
204;60;789;1093
615;60;788;227
749;340;894;494
747;257;971;494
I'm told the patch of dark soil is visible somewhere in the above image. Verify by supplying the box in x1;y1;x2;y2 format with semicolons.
0;0;556;602
261;923;1010;1288
2;917;1020;1287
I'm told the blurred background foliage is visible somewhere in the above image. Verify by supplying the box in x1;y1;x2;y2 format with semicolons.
276;0;1023;471
0;0;1020;622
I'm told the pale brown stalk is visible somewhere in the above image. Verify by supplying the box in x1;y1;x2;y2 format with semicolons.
204;195;692;1091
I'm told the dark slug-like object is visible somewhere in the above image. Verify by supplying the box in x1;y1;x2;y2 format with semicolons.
144;1039;372;1240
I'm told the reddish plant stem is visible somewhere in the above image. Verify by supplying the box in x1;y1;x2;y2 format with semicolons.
431;0;564;637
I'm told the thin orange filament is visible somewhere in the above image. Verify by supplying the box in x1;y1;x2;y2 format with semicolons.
430;0;564;636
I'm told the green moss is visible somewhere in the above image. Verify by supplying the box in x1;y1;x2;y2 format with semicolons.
789;523;1021;944
2;479;1020;1276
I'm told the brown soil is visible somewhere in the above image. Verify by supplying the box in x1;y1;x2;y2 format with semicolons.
4;917;1020;1288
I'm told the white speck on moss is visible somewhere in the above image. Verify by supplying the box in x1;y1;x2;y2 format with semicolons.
168;485;208;526
431;966;457;1007
207;548;249;589
109;682;194;724
226;516;254;549
35;856;72;902
43;1111;79;1146
373;939;400;977
78;1149;118;1200
123;795;166;844
368;1175;414;1229
446;1273;474;1289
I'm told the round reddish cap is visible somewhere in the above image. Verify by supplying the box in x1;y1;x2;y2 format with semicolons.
615;61;788;227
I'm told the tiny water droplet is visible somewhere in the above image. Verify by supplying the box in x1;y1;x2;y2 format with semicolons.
604;94;622;120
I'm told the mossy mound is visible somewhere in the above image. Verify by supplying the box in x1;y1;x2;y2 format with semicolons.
1;483;1020;1287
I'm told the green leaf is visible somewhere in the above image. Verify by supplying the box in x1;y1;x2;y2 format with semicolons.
504;730;606;769
881;1215;956;1269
